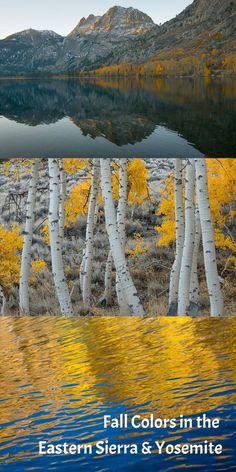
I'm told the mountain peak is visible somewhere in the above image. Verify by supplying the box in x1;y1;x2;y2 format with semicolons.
70;14;101;35
69;5;155;37
6;29;63;41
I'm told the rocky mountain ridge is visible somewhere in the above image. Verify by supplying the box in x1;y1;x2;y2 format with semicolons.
0;1;235;75
69;6;154;37
126;0;235;63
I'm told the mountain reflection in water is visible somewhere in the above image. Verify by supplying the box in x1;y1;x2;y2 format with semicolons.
0;78;235;158
0;316;235;471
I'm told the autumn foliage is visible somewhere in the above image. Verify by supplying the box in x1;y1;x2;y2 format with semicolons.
0;224;23;291
80;41;236;78
64;158;149;225
156;158;236;264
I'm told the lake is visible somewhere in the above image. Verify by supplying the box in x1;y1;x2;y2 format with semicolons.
0;316;235;471
0;78;235;158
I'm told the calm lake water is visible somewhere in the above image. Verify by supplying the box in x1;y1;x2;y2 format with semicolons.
0;316;235;471
0;78;235;158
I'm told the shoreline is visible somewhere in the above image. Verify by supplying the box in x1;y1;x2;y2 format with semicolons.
0;74;235;80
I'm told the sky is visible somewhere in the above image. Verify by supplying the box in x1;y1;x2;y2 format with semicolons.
0;0;192;39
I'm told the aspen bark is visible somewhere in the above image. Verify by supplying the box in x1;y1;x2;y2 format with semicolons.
104;250;113;306
79;248;86;294
178;159;195;315
48;159;74;316
83;159;100;308
104;159;128;308
80;174;99;295
100;158;145;316
59;158;66;245
117;158;127;249
116;158;130;312
194;157;224;316
19;159;39;315
169;159;185;313
0;286;6;315
79;246;86;297
189;205;201;305
94;201;99;224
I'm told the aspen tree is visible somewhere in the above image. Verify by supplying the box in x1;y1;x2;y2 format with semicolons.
0;286;6;315
82;159;100;308
48;159;74;316
117;159;127;249
189;205;202;312
178;159;195;316
59;159;66;245
100;158;145;316
80;248;86;294
116;158;130;312
104;250;113;305
19;159;39;315
194;157;224;316
104;159;129;308
168;158;185;314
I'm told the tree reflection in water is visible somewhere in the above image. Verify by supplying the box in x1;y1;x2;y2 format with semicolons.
0;78;235;157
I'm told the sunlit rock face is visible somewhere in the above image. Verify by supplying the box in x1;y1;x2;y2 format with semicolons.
61;6;156;72
69;6;154;37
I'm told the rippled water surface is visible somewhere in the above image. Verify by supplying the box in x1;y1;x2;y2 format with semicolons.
0;317;236;471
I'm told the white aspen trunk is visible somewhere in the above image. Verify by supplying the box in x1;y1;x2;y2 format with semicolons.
94;201;99;223
104;250;113;306
80;248;86;294
59;159;66;245
117;158;127;249
178;160;195;316
80;179;99;295
48;159;74;316
83;159;100;308
0;286;7;315
19;159;39;315
194;157;224;316
104;159;128;308
189;205;201;305
100;158;145;316
116;158;130;312
168;159;185;314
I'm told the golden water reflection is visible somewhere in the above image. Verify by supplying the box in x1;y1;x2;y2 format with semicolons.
0;316;235;470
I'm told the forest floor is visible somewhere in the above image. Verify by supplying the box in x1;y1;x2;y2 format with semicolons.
0;159;235;316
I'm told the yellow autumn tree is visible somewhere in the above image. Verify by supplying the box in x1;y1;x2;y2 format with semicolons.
65;179;92;224
127;159;150;205
1;159;46;291
2;158;33;180
29;260;47;285
64;158;98;225
63;158;89;175
206;158;236;254
155;172;176;246
112;158;149;205
42;158;91;241
64;158;149;228
0;224;23;291
0;223;47;291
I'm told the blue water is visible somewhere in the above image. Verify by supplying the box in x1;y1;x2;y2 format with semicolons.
0;316;235;471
